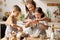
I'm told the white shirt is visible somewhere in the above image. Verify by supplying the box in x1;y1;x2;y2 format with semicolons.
24;21;48;37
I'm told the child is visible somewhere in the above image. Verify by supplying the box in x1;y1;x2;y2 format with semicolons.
5;5;23;37
25;7;48;37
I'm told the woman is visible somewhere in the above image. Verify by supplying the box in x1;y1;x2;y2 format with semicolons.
24;0;50;23
5;5;23;37
25;1;36;20
23;0;37;35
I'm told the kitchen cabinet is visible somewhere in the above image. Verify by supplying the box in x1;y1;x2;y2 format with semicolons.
1;24;6;38
0;21;60;40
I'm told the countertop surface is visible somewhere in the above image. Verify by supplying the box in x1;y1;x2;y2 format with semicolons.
0;21;60;25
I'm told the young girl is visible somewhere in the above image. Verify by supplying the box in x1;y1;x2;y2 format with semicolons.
25;7;48;37
34;7;48;30
5;5;23;37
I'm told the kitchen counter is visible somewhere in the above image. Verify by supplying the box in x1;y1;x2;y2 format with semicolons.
0;21;60;39
26;37;50;40
0;21;60;26
0;21;60;29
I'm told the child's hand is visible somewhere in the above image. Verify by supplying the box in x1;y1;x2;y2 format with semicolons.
23;19;32;23
20;27;23;32
17;27;23;32
29;19;33;23
32;20;39;24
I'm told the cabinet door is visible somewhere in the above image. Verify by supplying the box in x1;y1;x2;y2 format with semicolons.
1;24;6;38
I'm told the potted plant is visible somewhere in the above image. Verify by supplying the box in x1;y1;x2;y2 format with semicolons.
20;14;25;21
46;9;51;19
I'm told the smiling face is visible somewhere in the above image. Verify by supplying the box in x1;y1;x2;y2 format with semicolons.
27;4;35;12
12;7;20;17
35;12;42;19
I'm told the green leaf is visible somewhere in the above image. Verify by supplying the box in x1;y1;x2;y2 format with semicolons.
20;14;25;21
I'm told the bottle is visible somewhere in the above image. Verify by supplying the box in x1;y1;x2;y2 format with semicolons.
40;34;45;40
9;31;17;40
50;24;55;40
16;32;21;40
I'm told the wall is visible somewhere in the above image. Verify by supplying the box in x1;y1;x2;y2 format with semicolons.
47;6;59;16
0;0;26;18
0;0;59;18
0;0;4;18
34;0;47;13
34;0;59;16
